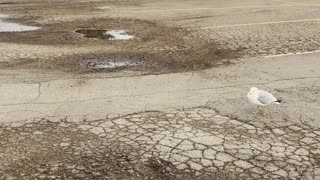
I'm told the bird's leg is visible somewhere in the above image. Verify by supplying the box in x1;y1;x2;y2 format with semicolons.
252;106;260;115
263;106;268;116
251;106;260;119
263;106;272;118
268;105;272;118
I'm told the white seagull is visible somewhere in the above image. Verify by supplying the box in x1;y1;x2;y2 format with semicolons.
247;87;281;116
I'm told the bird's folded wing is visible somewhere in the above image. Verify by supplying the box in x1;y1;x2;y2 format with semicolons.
257;90;277;105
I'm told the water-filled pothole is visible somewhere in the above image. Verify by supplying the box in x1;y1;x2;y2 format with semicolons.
0;14;40;32
80;57;143;71
75;29;134;40
0;2;15;5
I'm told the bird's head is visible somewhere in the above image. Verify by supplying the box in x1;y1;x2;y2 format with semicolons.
250;87;258;92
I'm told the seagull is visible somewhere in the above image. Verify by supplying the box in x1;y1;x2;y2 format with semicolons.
247;87;282;116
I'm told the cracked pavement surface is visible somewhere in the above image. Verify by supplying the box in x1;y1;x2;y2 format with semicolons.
1;107;320;179
1;0;320;179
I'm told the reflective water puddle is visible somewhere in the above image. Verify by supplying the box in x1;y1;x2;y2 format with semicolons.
80;58;142;71
105;30;134;40
0;14;40;32
75;29;134;40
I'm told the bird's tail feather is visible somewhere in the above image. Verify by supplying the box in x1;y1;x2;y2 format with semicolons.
273;99;282;104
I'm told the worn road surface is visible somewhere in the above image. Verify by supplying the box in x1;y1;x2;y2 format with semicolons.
1;0;320;179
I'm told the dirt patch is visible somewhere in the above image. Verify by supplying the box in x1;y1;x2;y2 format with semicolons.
0;46;239;74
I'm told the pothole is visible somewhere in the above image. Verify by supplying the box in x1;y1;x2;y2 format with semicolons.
0;2;15;5
0;14;40;32
75;29;134;40
80;57;144;71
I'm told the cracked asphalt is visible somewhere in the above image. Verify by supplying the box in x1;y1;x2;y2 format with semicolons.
1;107;320;179
1;0;320;179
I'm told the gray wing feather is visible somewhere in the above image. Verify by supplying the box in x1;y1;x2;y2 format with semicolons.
257;90;277;105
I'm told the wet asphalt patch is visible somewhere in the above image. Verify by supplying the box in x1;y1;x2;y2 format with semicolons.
0;14;40;32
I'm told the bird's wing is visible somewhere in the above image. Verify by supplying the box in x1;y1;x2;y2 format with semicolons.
257;90;277;105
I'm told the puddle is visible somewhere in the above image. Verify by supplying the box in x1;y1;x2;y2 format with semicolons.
105;30;134;40
75;29;111;40
80;58;142;71
0;14;40;32
75;29;134;40
0;14;9;18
